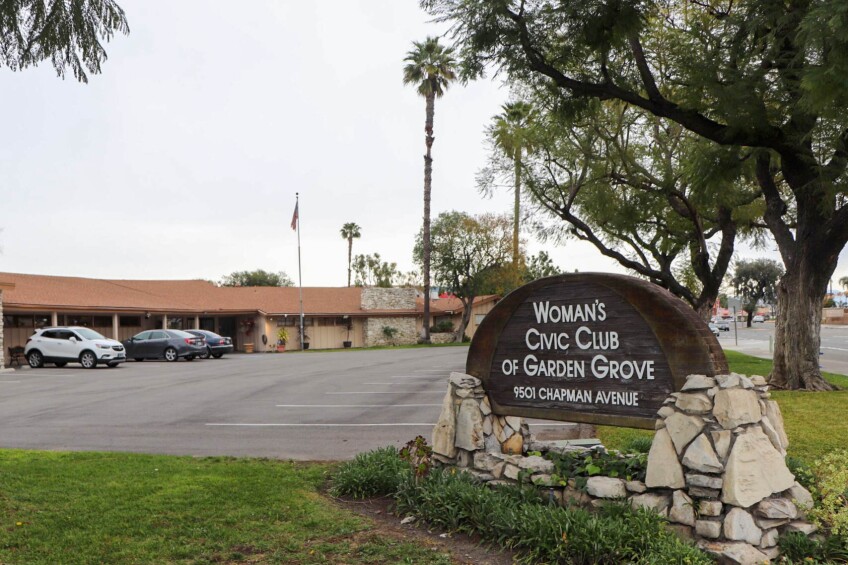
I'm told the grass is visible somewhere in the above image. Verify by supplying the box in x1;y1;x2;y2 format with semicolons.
597;350;848;463
0;451;452;565
284;342;469;354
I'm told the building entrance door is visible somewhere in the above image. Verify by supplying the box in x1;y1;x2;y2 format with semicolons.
218;317;237;346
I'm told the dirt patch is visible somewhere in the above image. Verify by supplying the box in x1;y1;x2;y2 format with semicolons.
330;495;516;565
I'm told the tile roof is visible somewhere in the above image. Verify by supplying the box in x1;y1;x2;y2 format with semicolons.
0;272;361;315
0;272;497;316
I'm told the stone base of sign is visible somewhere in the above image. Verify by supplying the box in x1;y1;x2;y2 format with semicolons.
431;372;815;564
428;333;457;345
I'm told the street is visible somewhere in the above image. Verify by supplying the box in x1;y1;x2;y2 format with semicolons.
719;321;848;376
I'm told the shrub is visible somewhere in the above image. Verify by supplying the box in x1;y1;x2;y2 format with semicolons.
394;467;710;565
330;446;409;499
381;326;398;343
786;455;816;491
429;320;454;333
545;449;648;485
622;436;653;454
808;450;848;538
780;531;848;563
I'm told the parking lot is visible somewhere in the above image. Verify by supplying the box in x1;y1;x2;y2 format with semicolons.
0;348;472;460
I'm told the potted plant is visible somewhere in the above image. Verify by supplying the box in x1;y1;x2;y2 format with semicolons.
276;328;289;352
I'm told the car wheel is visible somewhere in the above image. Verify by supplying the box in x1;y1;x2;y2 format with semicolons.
135;358;144;362
212;353;223;359
164;347;178;362
55;361;67;368
80;351;97;369
200;347;211;359
27;350;44;368
186;355;195;361
107;362;119;368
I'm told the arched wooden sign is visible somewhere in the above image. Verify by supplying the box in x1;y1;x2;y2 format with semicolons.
466;273;728;429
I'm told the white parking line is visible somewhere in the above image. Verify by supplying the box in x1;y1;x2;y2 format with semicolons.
276;404;440;408
364;382;442;385
390;376;444;379
206;423;436;427
0;380;21;383
822;347;848;352
326;391;445;395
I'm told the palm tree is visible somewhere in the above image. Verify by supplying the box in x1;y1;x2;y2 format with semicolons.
489;101;535;266
403;37;457;342
340;223;362;287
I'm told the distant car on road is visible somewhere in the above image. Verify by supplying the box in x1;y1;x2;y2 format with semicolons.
24;326;126;369
753;315;765;323
185;330;233;359
715;320;731;331
123;330;206;362
708;323;721;337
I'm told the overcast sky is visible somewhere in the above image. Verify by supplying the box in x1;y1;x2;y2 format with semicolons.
1;1;846;291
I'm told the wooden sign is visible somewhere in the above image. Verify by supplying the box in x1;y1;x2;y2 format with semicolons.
466;273;728;429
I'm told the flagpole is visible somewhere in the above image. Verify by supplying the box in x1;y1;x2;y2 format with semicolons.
295;192;305;350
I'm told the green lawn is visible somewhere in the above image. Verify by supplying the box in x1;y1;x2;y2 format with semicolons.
0;452;452;565
597;350;848;463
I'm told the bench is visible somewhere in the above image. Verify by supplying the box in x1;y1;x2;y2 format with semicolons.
7;346;24;367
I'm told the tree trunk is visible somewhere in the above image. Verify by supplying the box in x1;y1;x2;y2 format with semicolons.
513;150;521;266
422;92;435;343
770;263;835;391
347;238;353;287
695;302;712;322
455;296;474;343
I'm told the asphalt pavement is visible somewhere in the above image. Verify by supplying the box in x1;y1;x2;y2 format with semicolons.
719;321;848;376
2;324;843;461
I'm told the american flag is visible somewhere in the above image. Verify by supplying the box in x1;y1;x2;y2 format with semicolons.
290;202;299;231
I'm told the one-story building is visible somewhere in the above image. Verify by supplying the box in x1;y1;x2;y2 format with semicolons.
0;272;497;364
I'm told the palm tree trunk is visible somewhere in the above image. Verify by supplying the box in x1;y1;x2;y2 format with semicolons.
513;149;521;266
347;238;353;287
422;92;435;343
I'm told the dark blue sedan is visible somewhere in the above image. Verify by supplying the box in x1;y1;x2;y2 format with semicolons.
186;330;234;359
123;330;206;362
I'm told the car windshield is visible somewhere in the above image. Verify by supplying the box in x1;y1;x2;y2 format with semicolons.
76;328;107;340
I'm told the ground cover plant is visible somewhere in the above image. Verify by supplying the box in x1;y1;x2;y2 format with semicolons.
332;449;712;564
0;451;454;565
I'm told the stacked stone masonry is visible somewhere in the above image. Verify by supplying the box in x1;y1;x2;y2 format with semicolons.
432;372;815;565
360;287;416;310
362;317;417;347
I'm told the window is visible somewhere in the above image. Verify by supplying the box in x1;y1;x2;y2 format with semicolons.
199;317;215;331
120;316;141;326
151;331;169;340
93;316;112;327
41;330;60;339
475;314;487;325
167;317;183;329
133;331;153;341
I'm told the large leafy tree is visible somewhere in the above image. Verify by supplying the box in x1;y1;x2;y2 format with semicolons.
423;0;848;390
482;101;536;265
0;0;128;82
732;259;784;327
414;211;512;341
352;253;400;288
339;222;361;287
220;270;293;287
522;101;762;320
403;36;457;343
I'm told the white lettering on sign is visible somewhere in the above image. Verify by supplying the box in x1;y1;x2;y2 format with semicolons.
511;386;640;407
532;300;607;324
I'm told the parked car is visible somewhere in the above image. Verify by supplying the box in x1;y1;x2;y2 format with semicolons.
715;320;731;331
24;326;126;369
753;315;765;323
185;330;233;359
122;329;206;362
708;323;720;337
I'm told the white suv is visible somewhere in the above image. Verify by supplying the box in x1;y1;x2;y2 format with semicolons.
24;327;126;369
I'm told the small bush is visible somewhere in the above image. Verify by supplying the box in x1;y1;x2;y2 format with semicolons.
394;467;710;565
545;449;648;484
330;446;409;499
429;320;454;333
622;436;654;454
808;450;848;538
786;455;816;491
780;531;848;563
381;326;398;343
